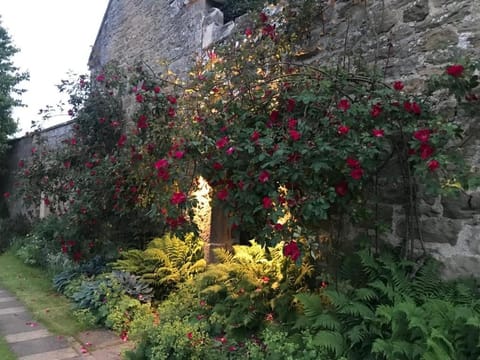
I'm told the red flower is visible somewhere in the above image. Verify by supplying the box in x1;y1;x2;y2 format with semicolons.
446;64;464;77
153;86;161;94
167;107;176;117
251;130;260;142
44;197;51;206
337;98;351;112
18;160;24;168
419;143;434;159
393;81;404;91
173;150;185;159
346;157;360;168
335;181;348;197
350;167;364;180
64;161;71;169
167;95;177;104
117;134;127;147
85;162;94;169
171;191;187;205
258;170;270;183
245;27;253;37
288;118;298;129
216;136;229;149
135;93;144;103
157;168;169;181
155;158;169;169
289;129;302;141
404;101;421;115
262;196;273;209
260;276;270;284
226;147;235;155
187;332;193;340
269;110;280;124
413;129;431;143
213;162;223;170
137;115;148;129
259;12;268;23
95;74;105;82
286;98;296;112
283;241;300;261
273;223;283;231
3;192;10;198
370;103;382;118
338;124;349;135
70;138;77;145
372;129;385;137
217;188;229;200
428;159;440;171
99;117;106;124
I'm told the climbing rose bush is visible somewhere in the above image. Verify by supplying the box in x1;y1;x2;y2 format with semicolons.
15;2;480;260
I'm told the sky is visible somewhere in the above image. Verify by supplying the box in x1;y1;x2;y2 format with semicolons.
0;0;110;136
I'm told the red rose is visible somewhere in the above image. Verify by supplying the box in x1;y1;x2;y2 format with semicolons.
338;125;350;135
216;136;229;149
251;130;260;142
153;86;161;94
245;27;253;37
155;158;169;169
428;159;440;171
167;95;177;104
337;98;351;112
171;192;187;205
289;129;301;141
262;196;273;209
137;114;148;129
370;103;382;118
372;129;385;137
117;134;127;147
446;64;464;78
350;167;364;180
419;143;434;159
217;188;229;200
413;129;431;143
258;170;270;183
393;81;404;91
283;241;300;261
135;93;144;103
335;181;348;197
346;157;360;168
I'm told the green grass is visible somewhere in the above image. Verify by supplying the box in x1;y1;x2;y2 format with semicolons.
0;250;90;336
0;336;16;360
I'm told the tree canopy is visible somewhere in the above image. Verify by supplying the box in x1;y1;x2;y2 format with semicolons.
0;17;28;157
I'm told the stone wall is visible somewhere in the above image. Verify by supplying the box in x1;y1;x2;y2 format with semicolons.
88;0;235;75
308;0;480;278
1;121;74;218
86;0;480;276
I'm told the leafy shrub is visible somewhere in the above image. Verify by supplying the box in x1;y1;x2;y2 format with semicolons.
111;270;154;302
294;248;480;359
111;233;206;299
0;215;31;253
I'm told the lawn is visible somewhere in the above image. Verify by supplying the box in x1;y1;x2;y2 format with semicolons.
0;336;16;360
0;251;90;336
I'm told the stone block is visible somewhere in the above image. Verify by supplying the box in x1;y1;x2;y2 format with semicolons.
421;217;463;245
423;26;458;51
403;0;429;22
441;192;476;219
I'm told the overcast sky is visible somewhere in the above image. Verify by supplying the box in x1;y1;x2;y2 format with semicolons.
1;0;110;136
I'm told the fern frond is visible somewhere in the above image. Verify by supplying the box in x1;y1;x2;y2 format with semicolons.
312;330;345;356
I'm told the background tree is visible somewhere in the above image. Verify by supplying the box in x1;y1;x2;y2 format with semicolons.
0;17;28;158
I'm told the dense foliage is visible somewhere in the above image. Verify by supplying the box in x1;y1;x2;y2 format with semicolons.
5;2;480;358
